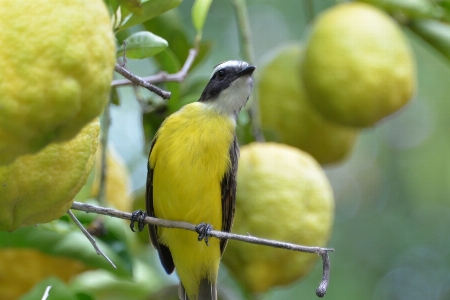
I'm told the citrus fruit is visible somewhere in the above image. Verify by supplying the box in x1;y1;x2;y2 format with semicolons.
0;248;89;300
222;143;334;293
0;0;115;165
258;43;359;164
301;2;416;127
90;147;133;212
0;120;99;231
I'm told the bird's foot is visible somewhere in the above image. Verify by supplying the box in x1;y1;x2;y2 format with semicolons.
130;210;147;232
195;222;213;246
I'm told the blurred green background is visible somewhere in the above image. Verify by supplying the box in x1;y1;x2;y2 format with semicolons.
109;0;450;299
1;0;449;299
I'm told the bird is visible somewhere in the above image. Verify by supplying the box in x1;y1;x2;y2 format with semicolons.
140;60;255;300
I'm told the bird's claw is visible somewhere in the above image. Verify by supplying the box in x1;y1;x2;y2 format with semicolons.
130;210;147;232
195;222;213;246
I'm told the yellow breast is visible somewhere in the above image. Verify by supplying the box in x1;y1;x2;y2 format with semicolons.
150;102;235;226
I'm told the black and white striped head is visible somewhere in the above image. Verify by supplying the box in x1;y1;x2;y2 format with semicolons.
199;61;256;117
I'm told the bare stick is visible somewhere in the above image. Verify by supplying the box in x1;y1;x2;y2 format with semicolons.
71;201;333;295
112;48;198;87
67;210;116;269
41;286;52;300
114;64;171;99
316;251;331;297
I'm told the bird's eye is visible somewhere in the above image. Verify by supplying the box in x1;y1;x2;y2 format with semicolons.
217;70;226;79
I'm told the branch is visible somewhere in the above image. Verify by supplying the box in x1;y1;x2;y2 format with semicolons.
231;0;266;143
112;48;198;87
67;209;116;269
113;64;171;99
71;201;333;297
41;286;51;300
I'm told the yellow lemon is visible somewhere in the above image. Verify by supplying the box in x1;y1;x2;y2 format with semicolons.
90;147;133;212
258;44;359;164
0;0;115;165
0;120;99;231
0;248;89;300
301;2;416;127
222;143;334;293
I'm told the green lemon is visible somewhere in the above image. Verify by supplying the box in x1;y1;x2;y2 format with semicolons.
222;143;334;293
0;0;115;165
0;120;99;231
301;2;416;127
258;44;359;164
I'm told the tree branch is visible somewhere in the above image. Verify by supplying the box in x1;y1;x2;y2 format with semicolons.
67;209;116;269
112;48;198;87
113;64;171;99
71;201;333;297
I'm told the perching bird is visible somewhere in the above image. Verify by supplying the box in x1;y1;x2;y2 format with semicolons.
143;61;255;300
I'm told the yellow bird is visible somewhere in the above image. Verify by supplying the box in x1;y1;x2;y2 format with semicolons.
140;61;255;300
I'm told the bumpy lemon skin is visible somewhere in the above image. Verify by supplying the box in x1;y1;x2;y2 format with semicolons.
0;120;99;231
258;44;359;164
301;2;416;127
0;0;115;165
222;143;334;293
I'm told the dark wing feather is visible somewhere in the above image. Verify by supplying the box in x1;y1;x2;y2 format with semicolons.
146;138;175;274
220;135;239;254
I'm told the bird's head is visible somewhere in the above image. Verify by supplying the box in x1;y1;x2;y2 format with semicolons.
199;60;256;117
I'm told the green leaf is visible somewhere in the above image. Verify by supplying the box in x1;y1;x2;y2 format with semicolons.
118;0;183;31
154;48;182;109
192;0;213;34
117;0;142;13
409;19;450;63
103;0;120;14
20;277;91;300
143;9;213;70
0;223;132;278
191;40;213;71
117;31;168;59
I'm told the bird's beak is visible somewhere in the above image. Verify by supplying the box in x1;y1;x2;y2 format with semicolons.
237;65;256;77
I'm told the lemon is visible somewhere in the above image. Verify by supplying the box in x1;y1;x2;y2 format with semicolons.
258;44;359;164
222;143;334;293
0;0;115;165
0;248;89;300
0;120;99;231
301;2;416;127
90;147;133;212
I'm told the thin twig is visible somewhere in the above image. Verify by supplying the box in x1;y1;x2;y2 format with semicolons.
97;100;110;206
112;48;198;87
67;210;117;269
231;0;266;142
113;64;171;99
71;201;333;295
316;251;331;297
121;41;127;67
41;286;52;300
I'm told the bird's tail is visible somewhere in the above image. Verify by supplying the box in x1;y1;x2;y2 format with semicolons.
178;279;217;300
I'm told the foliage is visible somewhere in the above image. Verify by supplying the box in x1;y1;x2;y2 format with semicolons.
1;0;449;299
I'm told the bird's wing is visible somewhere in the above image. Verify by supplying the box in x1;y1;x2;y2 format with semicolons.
220;135;239;254
146;138;175;274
